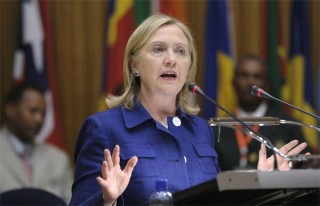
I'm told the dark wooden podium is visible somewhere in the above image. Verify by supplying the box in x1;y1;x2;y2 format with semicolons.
173;169;320;205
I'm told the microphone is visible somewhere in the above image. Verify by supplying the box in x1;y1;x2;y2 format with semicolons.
251;85;320;120
188;82;273;147
189;82;307;162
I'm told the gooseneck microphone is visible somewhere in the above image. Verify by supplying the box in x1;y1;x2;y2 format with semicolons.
189;82;306;163
189;82;274;149
251;85;320;120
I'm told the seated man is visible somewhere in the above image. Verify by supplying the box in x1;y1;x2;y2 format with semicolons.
215;54;310;171
0;83;73;203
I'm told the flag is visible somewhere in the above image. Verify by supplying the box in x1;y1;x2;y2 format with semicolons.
135;0;188;27
12;0;65;150
98;0;135;111
151;0;188;23
260;0;282;111
134;0;150;25
287;0;318;152
203;0;235;118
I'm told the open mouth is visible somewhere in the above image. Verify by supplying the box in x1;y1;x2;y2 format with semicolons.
160;72;177;79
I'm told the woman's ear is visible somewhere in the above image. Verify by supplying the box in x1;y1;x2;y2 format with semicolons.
131;59;138;71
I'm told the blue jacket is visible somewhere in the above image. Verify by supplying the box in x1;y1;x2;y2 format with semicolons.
70;101;220;205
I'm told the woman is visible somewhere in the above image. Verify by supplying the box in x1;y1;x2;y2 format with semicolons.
70;14;307;206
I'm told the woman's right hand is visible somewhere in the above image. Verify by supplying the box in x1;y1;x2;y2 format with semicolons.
96;145;138;206
257;140;308;171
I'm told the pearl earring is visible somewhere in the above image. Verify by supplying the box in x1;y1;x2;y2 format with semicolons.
133;70;140;77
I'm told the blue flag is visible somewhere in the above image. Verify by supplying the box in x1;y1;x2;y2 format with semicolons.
288;0;318;152
203;0;234;118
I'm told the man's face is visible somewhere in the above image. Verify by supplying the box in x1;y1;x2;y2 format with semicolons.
6;89;46;142
233;59;268;105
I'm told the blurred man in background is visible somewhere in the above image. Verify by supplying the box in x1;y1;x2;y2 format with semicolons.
215;54;310;171
0;83;73;203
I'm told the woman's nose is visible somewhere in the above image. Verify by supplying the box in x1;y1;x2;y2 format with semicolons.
163;51;177;67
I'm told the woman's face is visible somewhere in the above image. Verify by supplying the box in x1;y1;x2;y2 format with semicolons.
132;24;191;98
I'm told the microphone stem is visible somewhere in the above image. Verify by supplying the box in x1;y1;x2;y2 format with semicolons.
258;88;320;120
268;96;320;120
201;92;280;169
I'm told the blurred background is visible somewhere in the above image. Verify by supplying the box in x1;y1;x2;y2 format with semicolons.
1;0;319;162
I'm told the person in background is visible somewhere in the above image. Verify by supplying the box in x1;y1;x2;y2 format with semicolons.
215;54;310;171
70;15;308;206
0;83;73;203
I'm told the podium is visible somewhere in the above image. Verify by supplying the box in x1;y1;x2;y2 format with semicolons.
173;169;320;205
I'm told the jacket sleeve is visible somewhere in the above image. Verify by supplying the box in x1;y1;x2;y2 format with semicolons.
69;115;113;206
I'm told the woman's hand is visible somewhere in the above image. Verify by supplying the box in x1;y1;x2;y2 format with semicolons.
257;140;308;171
96;145;138;206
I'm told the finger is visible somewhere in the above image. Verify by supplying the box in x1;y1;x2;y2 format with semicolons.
279;140;299;154
101;161;109;180
287;142;308;156
123;156;138;175
96;176;106;187
258;144;272;171
259;144;267;160
104;149;113;170
112;145;120;166
275;154;290;171
96;176;111;189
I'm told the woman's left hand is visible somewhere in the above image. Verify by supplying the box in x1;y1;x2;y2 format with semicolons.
257;140;308;171
96;145;138;206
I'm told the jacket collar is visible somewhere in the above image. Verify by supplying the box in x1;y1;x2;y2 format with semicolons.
122;100;152;129
122;100;193;129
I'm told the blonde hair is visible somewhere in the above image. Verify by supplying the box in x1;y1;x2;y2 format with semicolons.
105;13;200;115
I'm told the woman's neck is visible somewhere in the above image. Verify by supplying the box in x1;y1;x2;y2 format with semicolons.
139;93;176;124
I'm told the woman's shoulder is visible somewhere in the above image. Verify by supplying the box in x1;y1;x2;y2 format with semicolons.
84;106;123;124
92;106;122;116
185;113;210;127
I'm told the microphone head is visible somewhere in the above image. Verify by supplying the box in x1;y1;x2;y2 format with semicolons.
188;82;197;92
250;85;260;97
188;82;204;95
250;85;273;99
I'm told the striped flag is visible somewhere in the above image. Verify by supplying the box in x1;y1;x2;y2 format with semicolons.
98;0;135;111
134;0;150;25
287;0;318;152
260;0;282;111
203;0;235;118
12;0;65;150
151;0;188;23
135;0;188;26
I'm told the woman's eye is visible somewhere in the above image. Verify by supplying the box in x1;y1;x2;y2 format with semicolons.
176;47;187;55
153;47;163;53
